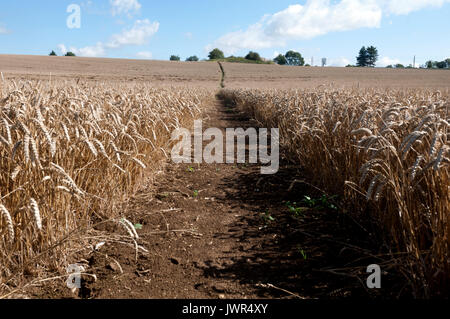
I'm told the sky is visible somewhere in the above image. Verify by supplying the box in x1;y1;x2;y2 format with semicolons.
0;0;449;67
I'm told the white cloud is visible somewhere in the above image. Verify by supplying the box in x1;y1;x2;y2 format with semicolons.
110;0;141;16
57;44;67;54
185;32;193;39
107;19;159;48
0;26;10;34
136;51;152;59
207;0;450;54
328;57;351;67
381;0;450;15
208;0;382;54
378;56;402;67
59;19;159;57
72;43;106;57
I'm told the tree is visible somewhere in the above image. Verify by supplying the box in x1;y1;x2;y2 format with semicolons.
245;51;262;62
65;52;76;57
170;55;181;61
356;47;368;67
208;48;225;60
366;46;379;67
395;64;405;69
425;60;434;69
49;50;57;56
186;56;199;62
386;65;393;68
436;61;447;69
273;54;287;65
285;50;304;66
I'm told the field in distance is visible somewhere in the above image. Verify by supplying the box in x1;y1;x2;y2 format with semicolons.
1;54;450;89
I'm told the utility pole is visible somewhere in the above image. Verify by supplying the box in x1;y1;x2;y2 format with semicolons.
311;57;314;66
413;55;416;68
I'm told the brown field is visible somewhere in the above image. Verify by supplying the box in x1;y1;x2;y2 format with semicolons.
1;54;450;89
0;54;448;299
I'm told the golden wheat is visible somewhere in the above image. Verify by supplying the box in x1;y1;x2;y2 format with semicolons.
220;87;449;297
0;79;212;286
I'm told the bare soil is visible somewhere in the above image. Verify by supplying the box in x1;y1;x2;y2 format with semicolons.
2;54;449;89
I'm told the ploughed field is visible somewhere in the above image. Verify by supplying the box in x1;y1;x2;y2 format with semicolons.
0;55;448;299
1;54;450;89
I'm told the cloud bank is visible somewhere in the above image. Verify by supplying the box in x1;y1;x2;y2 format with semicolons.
59;19;159;57
110;0;141;16
208;0;450;54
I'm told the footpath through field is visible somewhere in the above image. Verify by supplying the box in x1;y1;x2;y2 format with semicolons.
24;94;386;299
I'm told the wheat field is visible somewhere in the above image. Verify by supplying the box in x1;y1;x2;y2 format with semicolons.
0;79;213;284
0;59;448;298
219;88;449;297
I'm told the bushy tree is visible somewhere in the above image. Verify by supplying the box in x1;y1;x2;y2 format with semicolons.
395;64;405;69
436;61;447;69
366;46;378;67
245;51;262;62
186;55;199;62
208;48;225;60
356;47;368;67
285;50;304;66
386;65;393;68
65;52;76;57
49;50;57;56
273;54;287;65
425;59;450;69
170;55;181;61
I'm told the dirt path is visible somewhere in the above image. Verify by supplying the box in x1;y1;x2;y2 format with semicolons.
27;95;391;300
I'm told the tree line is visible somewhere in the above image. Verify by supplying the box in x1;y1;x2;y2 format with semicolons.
49;50;76;57
47;47;448;70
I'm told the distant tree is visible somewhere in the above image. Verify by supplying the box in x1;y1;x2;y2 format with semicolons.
186;55;199;62
304;64;311;67
445;58;450;68
395;64;405;69
366;46;378;67
346;64;355;67
49;50;57;56
245;51;262;62
386;65;393;68
436;61;447;69
170;55;181;61
65;52;76;57
208;48;225;60
285;50;305;66
273;54;287;65
356;46;368;67
425;60;434;69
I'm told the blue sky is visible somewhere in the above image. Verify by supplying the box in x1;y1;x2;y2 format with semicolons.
0;0;449;66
